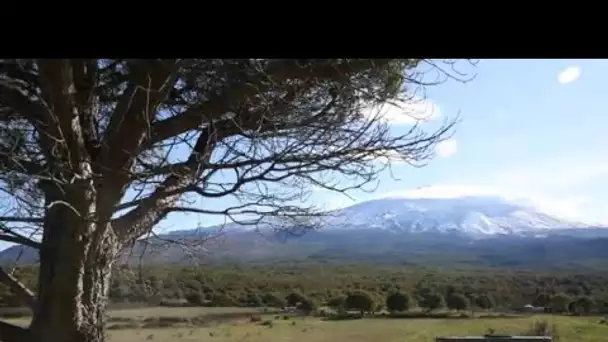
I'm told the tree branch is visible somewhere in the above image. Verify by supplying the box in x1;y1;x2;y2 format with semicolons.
112;125;216;243
0;234;40;249
0;153;45;176
96;60;180;220
145;59;391;148
0;217;44;223
0;267;36;309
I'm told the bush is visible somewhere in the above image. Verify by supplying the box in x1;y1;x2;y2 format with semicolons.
385;292;412;313
572;296;595;314
418;292;445;312
446;293;469;312
285;292;307;307
474;294;494;310
208;293;238;307
297;297;318;316
550;293;571;313
344;290;375;315
261;292;287;308
326;295;346;312
184;291;205;306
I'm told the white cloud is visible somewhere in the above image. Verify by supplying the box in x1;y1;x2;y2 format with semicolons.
362;98;441;125
384;184;500;199
436;139;458;157
379;184;589;222
557;66;581;84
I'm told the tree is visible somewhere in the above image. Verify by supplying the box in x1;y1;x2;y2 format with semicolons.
184;291;205;306
0;59;468;342
297;296;318;316
285;291;308;307
550;293;571;313
446;293;469;312
326;295;346;313
344;290;376;316
261;292;286;308
419;292;445;312
474;293;494;310
245;292;263;307
385;292;412;313
572;296;595;314
533;293;551;307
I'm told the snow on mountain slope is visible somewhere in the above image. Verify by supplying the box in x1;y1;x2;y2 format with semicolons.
317;196;591;236
174;196;593;238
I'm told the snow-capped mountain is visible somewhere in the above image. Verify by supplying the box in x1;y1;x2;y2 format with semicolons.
194;195;593;238
3;196;607;268
318;196;590;236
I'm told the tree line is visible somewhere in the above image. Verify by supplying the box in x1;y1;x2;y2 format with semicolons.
1;263;608;315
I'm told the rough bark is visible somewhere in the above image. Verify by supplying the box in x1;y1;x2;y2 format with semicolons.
26;184;120;342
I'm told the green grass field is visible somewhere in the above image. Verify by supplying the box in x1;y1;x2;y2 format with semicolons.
6;307;608;341
104;312;608;342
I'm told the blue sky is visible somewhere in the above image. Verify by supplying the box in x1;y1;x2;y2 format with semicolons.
154;59;608;232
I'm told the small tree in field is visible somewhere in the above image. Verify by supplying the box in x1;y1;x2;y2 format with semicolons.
474;293;494;311
419;292;445;313
446;293;469;312
550;293;571;313
573;296;595;314
326;295;346;313
285;291;308;307
0;59;471;342
261;292;286;308
297;296;318;316
344;290;376;316
386;292;412;313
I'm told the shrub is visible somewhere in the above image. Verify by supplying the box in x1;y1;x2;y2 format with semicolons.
385;292;412;313
344;290;375;315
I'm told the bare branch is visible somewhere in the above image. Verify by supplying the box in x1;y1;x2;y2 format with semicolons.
0;267;35;309
0;234;40;249
0;216;44;223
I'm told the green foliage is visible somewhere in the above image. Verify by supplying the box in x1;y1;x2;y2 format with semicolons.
208;292;238;307
572;295;595;314
244;293;263;307
533;293;551;307
344;291;375;315
550;293;572;313
326;295;346;312
474;294;494;310
261;292;286;308
285;292;307;307
4;263;608;316
446;293;469;311
418;292;445;312
184;291;205;305
296;296;317;315
385;292;412;312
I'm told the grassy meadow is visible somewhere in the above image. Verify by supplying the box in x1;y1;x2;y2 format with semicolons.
8;306;607;342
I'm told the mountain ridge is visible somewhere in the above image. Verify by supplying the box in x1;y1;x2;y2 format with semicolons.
1;195;607;268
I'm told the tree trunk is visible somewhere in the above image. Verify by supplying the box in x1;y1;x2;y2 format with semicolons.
28;185;121;342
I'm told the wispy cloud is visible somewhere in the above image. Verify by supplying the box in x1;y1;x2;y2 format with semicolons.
436;139;458;158
375;157;608;224
379;183;590;223
558;66;581;84
362;98;441;125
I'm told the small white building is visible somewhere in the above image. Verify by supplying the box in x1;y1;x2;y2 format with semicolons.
522;304;545;313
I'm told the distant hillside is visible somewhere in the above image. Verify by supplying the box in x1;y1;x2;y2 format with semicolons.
2;196;607;269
